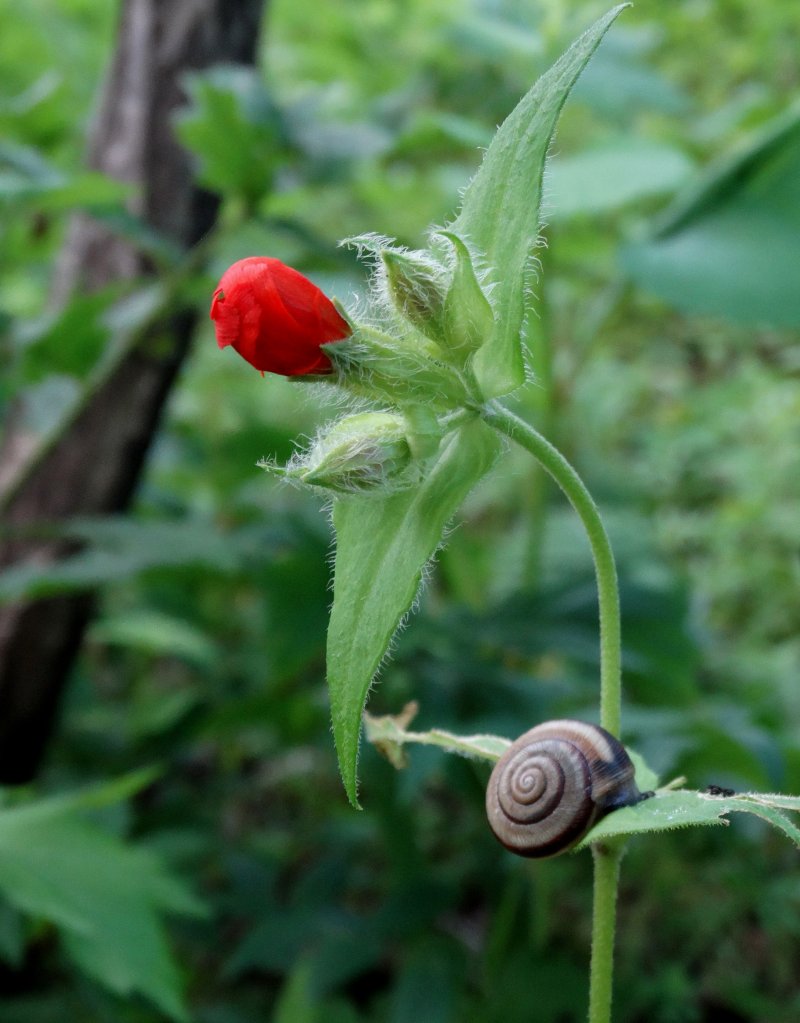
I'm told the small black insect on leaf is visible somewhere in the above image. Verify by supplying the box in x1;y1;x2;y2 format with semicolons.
704;784;736;797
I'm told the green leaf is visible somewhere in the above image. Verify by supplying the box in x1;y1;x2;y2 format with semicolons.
577;789;800;849
86;207;183;268
364;702;511;768
327;418;500;805
748;793;800;812
14;289;118;385
0;141;63;193
392;111;491;160
0;899;24;967
0;780;205;1020
0;146;129;209
272;960;319;1023
450;5;628;397
37;766;163;816
90;609;219;666
364;704;800;851
34;172;131;211
545;140;694;219
571;30;689;118
446;14;543;62
389;937;460;1023
621;101;800;326
0;517;250;603
177;66;285;204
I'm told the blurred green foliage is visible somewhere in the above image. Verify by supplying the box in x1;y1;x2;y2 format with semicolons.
1;0;800;1020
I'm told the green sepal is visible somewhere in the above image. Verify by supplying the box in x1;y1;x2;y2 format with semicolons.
381;249;448;343
450;5;629;398
323;325;469;409
438;231;494;358
327;417;500;806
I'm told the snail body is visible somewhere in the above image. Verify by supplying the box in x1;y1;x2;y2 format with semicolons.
486;719;641;858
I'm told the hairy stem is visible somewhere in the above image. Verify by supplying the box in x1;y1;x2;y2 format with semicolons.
589;841;624;1023
481;399;624;1023
480;401;621;735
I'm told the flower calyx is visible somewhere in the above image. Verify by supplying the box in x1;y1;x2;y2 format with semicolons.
322;325;473;410
269;408;443;495
345;231;494;374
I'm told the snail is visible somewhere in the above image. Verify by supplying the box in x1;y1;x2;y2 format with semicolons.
485;719;643;858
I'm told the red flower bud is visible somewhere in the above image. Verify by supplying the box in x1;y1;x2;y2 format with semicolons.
210;257;350;376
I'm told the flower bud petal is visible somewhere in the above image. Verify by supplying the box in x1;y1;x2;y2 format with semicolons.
210;257;350;376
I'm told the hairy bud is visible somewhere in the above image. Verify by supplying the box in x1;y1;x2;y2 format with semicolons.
381;249;447;342
271;411;441;494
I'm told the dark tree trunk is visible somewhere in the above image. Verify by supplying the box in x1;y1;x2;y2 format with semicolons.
0;0;267;783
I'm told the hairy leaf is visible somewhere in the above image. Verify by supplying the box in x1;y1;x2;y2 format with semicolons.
327;419;499;805
450;5;628;397
578;789;800;849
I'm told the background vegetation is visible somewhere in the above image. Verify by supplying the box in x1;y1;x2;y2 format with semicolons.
1;0;799;1020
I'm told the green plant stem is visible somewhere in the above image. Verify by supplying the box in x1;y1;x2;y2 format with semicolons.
481;399;624;1023
480;400;621;736
589;841;624;1023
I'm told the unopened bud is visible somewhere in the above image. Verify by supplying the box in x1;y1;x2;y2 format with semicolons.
274;411;438;494
210;257;350;376
382;249;447;342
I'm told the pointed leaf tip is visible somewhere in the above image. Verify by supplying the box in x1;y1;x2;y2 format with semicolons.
451;4;629;398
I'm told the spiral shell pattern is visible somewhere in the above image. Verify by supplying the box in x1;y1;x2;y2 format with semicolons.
486;719;640;858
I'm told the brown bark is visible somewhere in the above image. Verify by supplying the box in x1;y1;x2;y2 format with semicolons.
0;0;266;783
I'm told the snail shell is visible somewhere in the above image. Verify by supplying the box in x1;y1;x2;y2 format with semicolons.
486;719;641;858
